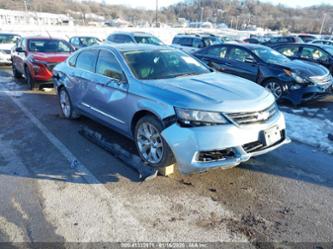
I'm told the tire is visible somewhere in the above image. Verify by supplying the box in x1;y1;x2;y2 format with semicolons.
134;115;175;168
24;66;37;90
58;87;80;119
12;63;22;79
263;79;284;101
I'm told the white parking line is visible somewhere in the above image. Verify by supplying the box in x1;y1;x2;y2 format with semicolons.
0;83;148;241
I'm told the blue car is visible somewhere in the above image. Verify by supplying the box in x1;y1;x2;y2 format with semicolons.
193;44;332;105
53;44;289;174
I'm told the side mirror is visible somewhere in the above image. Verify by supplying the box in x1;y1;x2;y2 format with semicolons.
16;47;24;53
245;57;256;64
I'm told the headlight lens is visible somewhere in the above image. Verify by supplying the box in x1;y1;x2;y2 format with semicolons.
28;56;47;65
175;108;229;126
291;72;307;84
284;69;308;84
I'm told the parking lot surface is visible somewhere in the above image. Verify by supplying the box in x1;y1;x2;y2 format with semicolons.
0;66;333;246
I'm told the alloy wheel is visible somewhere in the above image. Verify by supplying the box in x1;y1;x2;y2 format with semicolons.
136;122;164;164
265;81;283;99
60;90;71;118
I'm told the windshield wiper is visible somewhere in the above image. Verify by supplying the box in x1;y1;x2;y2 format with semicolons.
173;72;200;78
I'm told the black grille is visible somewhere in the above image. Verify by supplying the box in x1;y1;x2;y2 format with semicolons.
198;149;235;162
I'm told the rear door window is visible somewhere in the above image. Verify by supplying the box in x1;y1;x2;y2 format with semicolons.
277;46;299;57
227;48;254;63
204;46;228;59
116;35;134;43
193;38;204;48
179;37;193;47
76;50;98;72
96;50;125;81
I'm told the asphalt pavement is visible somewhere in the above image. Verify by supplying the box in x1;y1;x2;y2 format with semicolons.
0;66;332;248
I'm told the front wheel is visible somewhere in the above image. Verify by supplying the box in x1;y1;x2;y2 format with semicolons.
58;87;80;119
12;63;22;78
134;115;175;168
263;80;284;101
24;66;37;90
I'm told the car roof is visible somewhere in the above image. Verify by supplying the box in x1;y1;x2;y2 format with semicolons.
97;43;172;52
23;36;65;40
110;31;154;37
206;43;266;49
71;36;99;38
0;33;20;36
174;34;214;38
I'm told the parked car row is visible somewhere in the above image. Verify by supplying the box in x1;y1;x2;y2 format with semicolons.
193;43;332;105
1;30;333;175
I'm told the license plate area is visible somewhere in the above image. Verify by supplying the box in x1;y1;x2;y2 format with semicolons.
261;126;282;147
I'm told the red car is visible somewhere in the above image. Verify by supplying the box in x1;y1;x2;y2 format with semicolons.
11;37;74;90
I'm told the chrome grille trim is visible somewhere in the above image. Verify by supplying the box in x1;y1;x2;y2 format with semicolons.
225;103;278;125
309;73;333;85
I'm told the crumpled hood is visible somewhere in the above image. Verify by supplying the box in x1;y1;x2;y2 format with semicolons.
141;72;274;113
274;59;329;77
30;52;70;63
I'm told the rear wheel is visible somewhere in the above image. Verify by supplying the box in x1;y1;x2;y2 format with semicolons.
58;87;80;119
263;80;283;100
134;115;174;168
24;66;37;90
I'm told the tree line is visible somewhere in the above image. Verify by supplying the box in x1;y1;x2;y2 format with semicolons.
0;0;332;33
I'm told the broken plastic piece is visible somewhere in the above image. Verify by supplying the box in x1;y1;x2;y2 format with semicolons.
79;126;158;181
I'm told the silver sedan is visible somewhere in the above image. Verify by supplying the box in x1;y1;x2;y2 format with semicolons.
53;44;290;174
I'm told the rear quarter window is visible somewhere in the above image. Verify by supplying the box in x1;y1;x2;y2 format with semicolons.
76;50;98;72
68;53;79;67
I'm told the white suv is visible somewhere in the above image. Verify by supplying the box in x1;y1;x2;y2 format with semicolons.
0;33;20;64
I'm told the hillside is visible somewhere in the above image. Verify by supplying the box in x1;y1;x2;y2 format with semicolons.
0;0;332;33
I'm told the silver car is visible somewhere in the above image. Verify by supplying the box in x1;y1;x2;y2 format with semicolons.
53;44;290;174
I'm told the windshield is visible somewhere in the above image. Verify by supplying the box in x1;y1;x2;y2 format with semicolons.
0;34;19;44
251;47;290;64
28;39;72;53
134;36;164;45
203;37;223;47
122;49;210;80
80;37;100;46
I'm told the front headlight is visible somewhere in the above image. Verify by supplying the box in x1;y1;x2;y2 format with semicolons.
175;108;229;126
284;69;308;84
28;56;47;65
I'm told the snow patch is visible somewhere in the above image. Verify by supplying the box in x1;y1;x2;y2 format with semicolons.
284;112;333;154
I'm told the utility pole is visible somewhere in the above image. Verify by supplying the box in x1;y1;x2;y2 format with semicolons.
200;7;204;28
23;0;28;12
155;0;158;27
23;0;28;24
320;13;327;36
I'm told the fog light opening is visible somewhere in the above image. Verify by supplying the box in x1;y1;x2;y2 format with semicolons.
198;149;235;162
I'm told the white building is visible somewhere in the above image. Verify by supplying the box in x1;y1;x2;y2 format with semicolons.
0;9;73;26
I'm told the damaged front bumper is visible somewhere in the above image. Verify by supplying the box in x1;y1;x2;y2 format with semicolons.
161;111;290;175
287;82;333;104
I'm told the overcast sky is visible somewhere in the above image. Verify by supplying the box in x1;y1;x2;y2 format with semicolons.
105;0;333;9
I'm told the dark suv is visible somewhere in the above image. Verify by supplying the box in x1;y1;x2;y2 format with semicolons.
172;33;223;53
263;36;303;47
106;32;164;46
